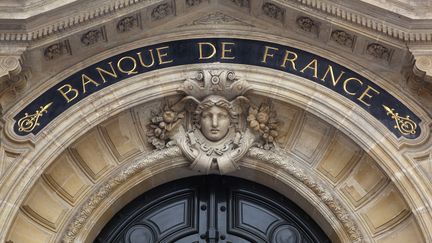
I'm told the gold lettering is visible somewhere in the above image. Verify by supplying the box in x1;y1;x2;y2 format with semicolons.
156;46;174;64
261;46;278;63
117;56;138;75
198;42;217;60
321;65;345;86
81;74;100;94
58;84;79;103
96;62;118;83
343;77;363;95
221;42;235;60
300;59;318;78
357;85;380;106
280;50;298;70
137;50;155;67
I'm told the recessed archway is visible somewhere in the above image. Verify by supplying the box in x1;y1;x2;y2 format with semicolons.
3;65;427;242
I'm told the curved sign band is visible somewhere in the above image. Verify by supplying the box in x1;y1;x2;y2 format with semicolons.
14;38;421;138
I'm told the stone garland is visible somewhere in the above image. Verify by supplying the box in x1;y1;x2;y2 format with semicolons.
247;147;363;242
62;146;363;242
62;146;183;243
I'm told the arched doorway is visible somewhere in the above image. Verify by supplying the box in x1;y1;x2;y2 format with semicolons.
95;176;330;243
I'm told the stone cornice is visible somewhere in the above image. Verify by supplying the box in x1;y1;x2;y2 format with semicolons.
0;0;432;44
282;0;432;43
0;0;160;43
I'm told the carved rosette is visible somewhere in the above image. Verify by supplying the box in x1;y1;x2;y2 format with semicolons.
366;43;392;60
81;29;104;46
331;30;355;48
43;41;71;60
262;3;284;21
146;70;279;174
117;16;139;32
151;3;173;21
231;0;249;8
296;16;318;33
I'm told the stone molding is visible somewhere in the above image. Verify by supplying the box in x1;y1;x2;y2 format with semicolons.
247;148;363;242
412;55;432;84
62;146;362;242
62;146;183;243
0;54;29;105
1;0;432;45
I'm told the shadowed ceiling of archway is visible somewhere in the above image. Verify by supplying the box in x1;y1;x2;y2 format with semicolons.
7;95;423;243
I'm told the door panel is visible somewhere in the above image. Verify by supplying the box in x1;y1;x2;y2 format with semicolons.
95;176;331;243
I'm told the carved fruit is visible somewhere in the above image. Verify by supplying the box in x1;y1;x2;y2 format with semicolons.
249;106;258;115
163;111;175;123
152;116;163;123
159;122;166;128
247;114;255;122
270;130;278;137
256;112;269;123
154;128;162;137
250;120;259;129
268;136;274;142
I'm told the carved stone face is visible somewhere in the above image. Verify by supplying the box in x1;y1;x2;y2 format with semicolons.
200;105;231;141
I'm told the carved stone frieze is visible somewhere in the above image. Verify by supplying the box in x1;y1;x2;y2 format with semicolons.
43;41;71;60
80;29;104;46
331;30;355;48
366;43;391;60
116;16;139;32
146;70;279;174
262;3;284;21
1;0;432;45
230;0;249;8
151;3;173;21
296;16;318;33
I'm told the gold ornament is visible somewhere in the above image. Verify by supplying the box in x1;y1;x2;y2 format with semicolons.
383;105;417;136
17;102;53;133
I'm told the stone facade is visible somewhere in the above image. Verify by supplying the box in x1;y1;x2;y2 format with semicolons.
1;1;432;243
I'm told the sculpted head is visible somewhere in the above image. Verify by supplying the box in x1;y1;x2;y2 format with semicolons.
195;95;237;141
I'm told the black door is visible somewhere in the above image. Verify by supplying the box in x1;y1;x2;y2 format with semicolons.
95;176;331;243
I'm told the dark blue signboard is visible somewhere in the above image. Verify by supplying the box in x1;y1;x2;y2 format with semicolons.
14;38;420;138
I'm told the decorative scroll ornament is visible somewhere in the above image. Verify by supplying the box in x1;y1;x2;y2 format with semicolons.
17;102;53;133
147;70;279;174
383;105;417;135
